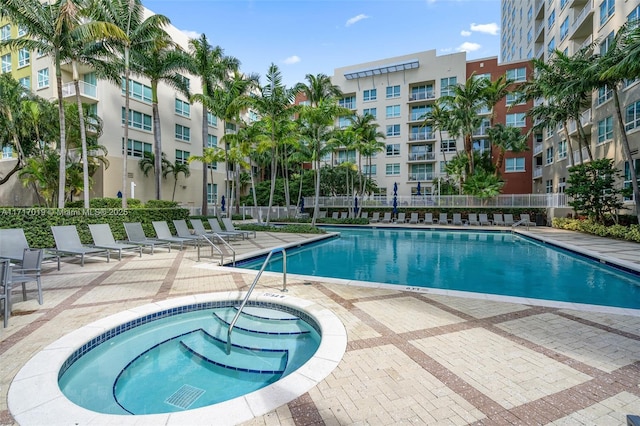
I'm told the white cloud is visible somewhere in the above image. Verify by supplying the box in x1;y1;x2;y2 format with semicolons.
456;42;482;52
460;30;472;37
283;55;301;65
470;22;500;35
346;14;369;27
181;30;200;39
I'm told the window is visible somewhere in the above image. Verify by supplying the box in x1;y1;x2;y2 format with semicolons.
175;124;190;142
37;68;49;88
625;100;640;131
557;140;567;159
122;108;152;131
0;25;10;41
548;9;556;29
177;74;190;91
175;149;190;165
207;134;218;148
18;76;30;90
362;164;377;176
207;111;217;126
175;99;190;117
385;163;400;175
385;85;400;99
122;79;152;103
207;183;217;204
597;116;613;143
527;5;533;21
386;124;400;137
558;177;566;193
599;31;614;56
363;88;377;101
560;0;568;9
506;113;526;127
1;54;11;73
599;0;615;26
629;5;640;25
123;138;152;158
441;139;456;153
386;105;400;118
597;85;613;105
505;157;525;172
624;159;640;200
560;17;569;40
363;107;377;119
505;93;525;106
545;179;553;193
527;28;533;44
411;84;434;100
17;25;26;37
546;147;554;165
338;116;352;128
339;96;355;109
440;77;457;97
17;48;30;68
506;67;526;82
410;105;431;121
547;37;556;55
386;143;400;156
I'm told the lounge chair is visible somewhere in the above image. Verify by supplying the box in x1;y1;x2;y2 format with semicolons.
331;212;339;220
519;214;536;226
492;214;505;226
437;213;449;224
339;212;347;219
222;218;255;239
370;212;381;223
504;214;515;226
467;213;479;226
206;218;245;240
318;211;327;219
409;213;419;224
396;212;406;223
123;222;172;254
381;212;392;223
0;258;10;327
452;213;464;225
152;221;199;250
88;224;142;260
191;219;239;242
360;211;369;221
479;214;491;226
173;220;207;243
0;228;60;270
423;213;434;225
51;225;110;266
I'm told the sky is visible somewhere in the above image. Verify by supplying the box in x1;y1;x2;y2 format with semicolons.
143;0;502;87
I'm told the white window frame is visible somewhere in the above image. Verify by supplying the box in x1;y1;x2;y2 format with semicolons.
506;113;526;128
625;100;640;131
386;124;400;137
175;98;190;117
175;149;190;165
18;48;30;68
385;163;400;175
546;147;554;165
363;88;377;101
37;68;49;89
505;157;525;172
506;67;526;82
386;143;400;156
0;25;10;41
363;107;376;119
175;124;191;142
386;105;401;118
597;116;613;143
385;85;400;99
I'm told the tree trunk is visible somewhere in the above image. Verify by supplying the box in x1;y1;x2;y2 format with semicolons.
201;98;208;216
151;80;162;200
563;123;575;167
122;48;130;209
55;51;67;208
464;134;474;175
72;61;90;209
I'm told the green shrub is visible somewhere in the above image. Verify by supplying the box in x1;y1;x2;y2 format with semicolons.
65;198;142;208
553;218;640;243
236;223;325;234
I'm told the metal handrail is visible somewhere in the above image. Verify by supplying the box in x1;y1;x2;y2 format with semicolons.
196;235;223;264
214;233;236;266
226;247;287;354
511;219;529;230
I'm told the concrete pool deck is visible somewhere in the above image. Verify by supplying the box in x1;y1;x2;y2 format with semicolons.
1;225;639;425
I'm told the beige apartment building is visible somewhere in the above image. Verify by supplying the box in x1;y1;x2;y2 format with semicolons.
0;9;227;209
501;0;640;212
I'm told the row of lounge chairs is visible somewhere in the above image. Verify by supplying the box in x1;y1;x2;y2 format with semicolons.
366;212;537;226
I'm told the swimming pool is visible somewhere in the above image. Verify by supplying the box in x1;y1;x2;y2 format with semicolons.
238;228;640;310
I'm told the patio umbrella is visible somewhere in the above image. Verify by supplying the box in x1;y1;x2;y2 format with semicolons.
416;182;421;196
393;182;398;215
299;197;304;213
354;196;359;215
221;195;226;212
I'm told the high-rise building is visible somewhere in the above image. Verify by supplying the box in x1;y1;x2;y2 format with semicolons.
501;0;640;208
328;50;534;198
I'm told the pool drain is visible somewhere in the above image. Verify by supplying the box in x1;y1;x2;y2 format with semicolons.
165;384;205;409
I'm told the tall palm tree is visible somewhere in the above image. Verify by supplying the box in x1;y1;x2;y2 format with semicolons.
187;35;240;216
487;123;529;177
295;73;342;107
0;0;120;207
163;160;190;202
0;74;30;181
87;0;171;208
420;101;452;172
130;29;192;200
350;113;384;196
187;146;226;208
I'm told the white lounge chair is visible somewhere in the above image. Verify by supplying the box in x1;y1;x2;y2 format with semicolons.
479;214;491;226
409;213;419;224
396;212;406;223
340;212;348;219
423;213;434;225
452;213;463;225
492;214;505;226
437;213;449;224
331;212;339;220
123;222;172;254
467;214;479;226
381;212;392;223
360;211;369;221
370;212;381;223
519;214;536;226
318;211;327;219
504;214;515;226
222;218;255;238
89;224;142;260
51;225;110;266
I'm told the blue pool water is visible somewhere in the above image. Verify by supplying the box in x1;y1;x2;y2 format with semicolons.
238;228;640;310
58;305;320;415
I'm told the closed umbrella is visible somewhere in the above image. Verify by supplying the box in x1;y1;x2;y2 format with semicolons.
354;196;359;215
393;182;398;215
299;197;304;213
416;182;421;196
221;195;226;212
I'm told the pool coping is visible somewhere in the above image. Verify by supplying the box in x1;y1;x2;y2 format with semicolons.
8;292;347;426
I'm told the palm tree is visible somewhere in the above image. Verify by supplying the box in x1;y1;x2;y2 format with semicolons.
130;29;191;200
349;113;384;196
0;0;121;207
139;151;169;177
163;160;190;202
420;101;452;172
487;123;529;177
187;146;226;209
87;0;171;208
187;35;240;216
0;74;30;181
295;73;342;107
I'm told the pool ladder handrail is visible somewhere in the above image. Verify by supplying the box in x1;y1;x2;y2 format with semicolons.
197;234;236;266
226;247;287;355
511;219;530;230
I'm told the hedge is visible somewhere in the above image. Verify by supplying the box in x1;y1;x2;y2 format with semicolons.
553;218;640;243
0;207;190;248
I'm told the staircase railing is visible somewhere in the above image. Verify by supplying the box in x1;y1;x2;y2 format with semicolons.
226;247;287;354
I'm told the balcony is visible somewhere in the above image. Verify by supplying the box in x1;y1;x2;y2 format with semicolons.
473;125;491;137
535;45;545;59
571;146;590;165
535;0;544;19
408;152;435;162
408;131;435;142
533;166;543;179
533;142;544;155
567;108;592;135
570;0;594;40
408;173;434;181
61;81;98;103
534;21;545;42
576;34;593;53
339;101;356;110
408;92;436;102
409;112;428;121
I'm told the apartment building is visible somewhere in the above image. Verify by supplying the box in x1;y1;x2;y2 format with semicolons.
328;50;534;198
501;0;640;208
0;9;227;208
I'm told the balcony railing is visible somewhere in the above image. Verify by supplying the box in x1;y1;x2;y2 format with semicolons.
408;152;435;161
567;108;592;134
339;101;356;110
572;146;590;165
61;80;97;99
408;92;436;101
533;143;544;155
535;45;545;59
410;112;427;121
473;126;491;137
408;132;435;141
570;0;593;35
408;173;434;181
533;166;543;178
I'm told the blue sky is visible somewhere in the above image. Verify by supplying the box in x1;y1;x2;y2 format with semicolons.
144;0;502;87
